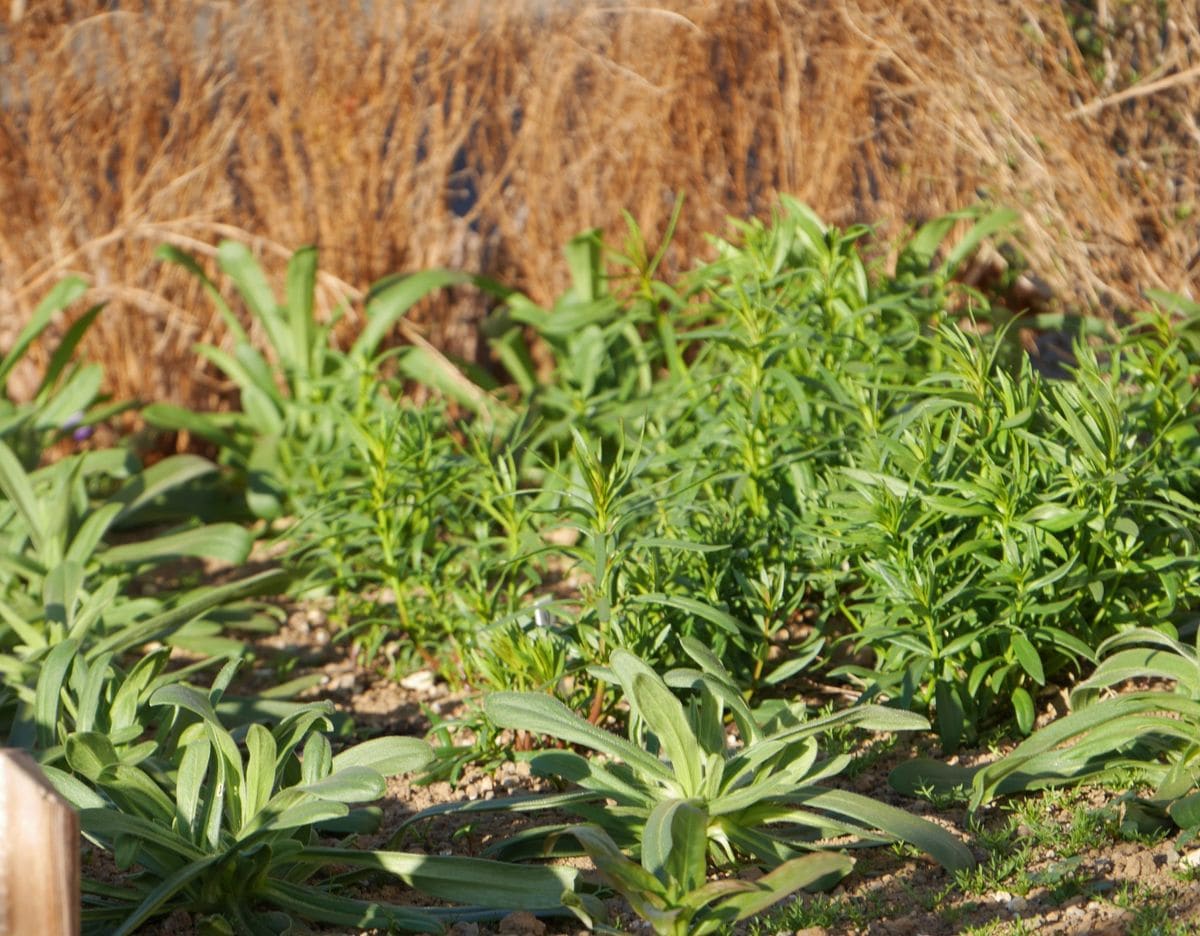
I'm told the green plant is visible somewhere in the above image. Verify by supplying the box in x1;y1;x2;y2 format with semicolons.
483;206;689;453
562;819;850;936
0;440;265;654
1;568;285;746
0;277;125;467
146;241;470;517
745;891;878;934
891;625;1200;843
817;308;1200;747
478;638;973;868
51;660;581;935
284;399;476;673
468;640;971;932
0;432;293;740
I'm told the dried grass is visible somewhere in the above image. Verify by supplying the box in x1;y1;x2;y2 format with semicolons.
0;0;1197;410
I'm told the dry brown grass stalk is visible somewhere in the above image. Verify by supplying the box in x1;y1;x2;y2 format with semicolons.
0;0;1196;411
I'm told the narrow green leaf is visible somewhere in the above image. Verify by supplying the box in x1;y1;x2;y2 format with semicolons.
34;639;79;749
354;270;470;362
1011;634;1045;685
110;455;218;524
100;523;253;567
141;403;241;450
65;731;119;781
243;724;278;825
1012;687;1036;735
156;245;245;342
0;439;46;555
259;879;441;933
217;240;291;364
611;652;703;796
176;740;212;842
484;692;673;784
285;245;318;380
65;502;124;565
301;766;385;803
297;846;580;911
0;276;88;385
800;788;974;872
935;680;964;751
90;568;287;658
642;798;708;895
721;853;854;920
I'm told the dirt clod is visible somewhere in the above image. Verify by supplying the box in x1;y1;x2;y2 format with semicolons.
498;911;548;935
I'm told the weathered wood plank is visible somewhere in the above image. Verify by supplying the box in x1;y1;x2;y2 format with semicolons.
0;749;79;936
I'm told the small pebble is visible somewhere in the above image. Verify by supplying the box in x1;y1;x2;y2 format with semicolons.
400;670;436;691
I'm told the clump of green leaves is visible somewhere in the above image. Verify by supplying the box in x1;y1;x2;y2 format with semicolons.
891;625;1200;844
815;308;1200;747
484;638;972;872
0;277;123;467
145;241;470;519
460;639;971;932
50;659;580;935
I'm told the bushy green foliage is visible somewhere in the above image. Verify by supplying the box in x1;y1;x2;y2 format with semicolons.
815;316;1200;746
894;624;1200;840
13;198;1200;935
162;200;1200;747
0;278;288;752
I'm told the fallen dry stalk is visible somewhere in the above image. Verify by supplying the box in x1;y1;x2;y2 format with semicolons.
1068;62;1200;120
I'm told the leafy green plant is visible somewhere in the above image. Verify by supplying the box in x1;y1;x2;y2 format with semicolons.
0;277;124;467
483;207;689;453
891;625;1200;842
562;819;850;936
51;660;581;935
146;241;470;517
477;639;972;874
284;399;475;672
0;438;266;655
1;568;285;746
816;311;1200;747
0;431;291;744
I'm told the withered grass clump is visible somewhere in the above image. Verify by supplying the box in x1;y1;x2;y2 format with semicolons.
0;0;1197;411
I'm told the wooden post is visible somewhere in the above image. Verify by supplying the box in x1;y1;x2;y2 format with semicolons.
0;750;79;936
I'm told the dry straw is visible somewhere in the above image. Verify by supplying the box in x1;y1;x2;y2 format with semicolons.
0;0;1197;413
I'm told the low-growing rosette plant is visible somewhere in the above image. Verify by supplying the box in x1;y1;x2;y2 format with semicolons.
467;638;972;932
47;659;581;935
